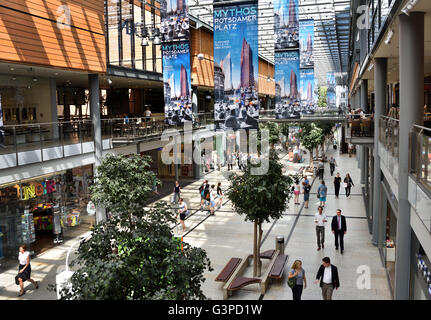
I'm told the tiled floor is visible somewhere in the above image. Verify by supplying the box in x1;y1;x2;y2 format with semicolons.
0;130;392;300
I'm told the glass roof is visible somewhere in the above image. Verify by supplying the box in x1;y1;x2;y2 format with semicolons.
187;0;351;86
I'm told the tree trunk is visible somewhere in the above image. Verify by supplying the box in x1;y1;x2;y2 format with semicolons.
253;222;258;277
257;223;263;277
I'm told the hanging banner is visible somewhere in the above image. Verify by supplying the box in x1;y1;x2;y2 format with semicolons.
327;72;337;108
162;41;192;125
300;69;317;114
213;1;259;131
274;0;299;50
274;51;300;119
160;0;190;43
299;19;314;69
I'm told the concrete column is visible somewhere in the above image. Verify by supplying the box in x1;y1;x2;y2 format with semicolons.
369;149;374;229
361;146;367;184
361;80;368;112
372;58;387;246
193;140;201;179
395;12;425;300
89;74;105;224
49;79;59;139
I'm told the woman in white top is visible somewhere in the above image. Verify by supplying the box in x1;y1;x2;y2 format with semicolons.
16;244;38;297
209;185;217;216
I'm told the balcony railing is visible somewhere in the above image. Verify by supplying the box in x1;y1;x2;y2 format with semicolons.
259;108;346;121
379;116;400;183
0;120;98;169
347;114;375;137
409;124;431;233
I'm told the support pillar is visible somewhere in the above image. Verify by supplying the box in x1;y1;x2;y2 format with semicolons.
50;79;59;139
372;58;387;246
89;74;105;224
395;12;425;300
361;80;368;112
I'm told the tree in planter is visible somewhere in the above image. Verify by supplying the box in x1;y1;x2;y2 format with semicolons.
258;122;280;150
226;149;294;277
60;154;212;300
315;122;335;156
299;123;323;165
317;86;328;109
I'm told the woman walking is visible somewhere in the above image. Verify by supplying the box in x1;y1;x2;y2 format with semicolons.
317;181;328;207
344;173;354;198
288;260;307;301
16;244;38;297
293;180;301;205
334;173;342;198
303;181;311;209
177;198;189;232
209;185;217;215
216;182;223;209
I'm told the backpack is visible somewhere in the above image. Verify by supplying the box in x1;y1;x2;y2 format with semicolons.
304;185;311;193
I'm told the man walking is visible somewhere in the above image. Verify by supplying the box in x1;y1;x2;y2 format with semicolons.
315;257;340;300
331;209;347;254
329;157;337;176
314;206;328;251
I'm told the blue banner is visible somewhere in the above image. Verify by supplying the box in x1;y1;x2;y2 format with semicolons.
213;1;259;131
162;41;192;125
300;19;314;69
327;72;336;108
274;51;301;119
274;0;299;50
300;69;316;113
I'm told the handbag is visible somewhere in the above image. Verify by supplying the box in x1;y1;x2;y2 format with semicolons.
288;275;296;288
343;182;348;188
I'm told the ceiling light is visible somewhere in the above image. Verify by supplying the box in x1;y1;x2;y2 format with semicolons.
33;77;38;82
10;67;14;71
12;76;16;81
197;53;204;60
401;0;420;16
107;78;113;85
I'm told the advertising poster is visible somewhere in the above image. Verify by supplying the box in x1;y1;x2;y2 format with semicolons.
213;1;259;131
327;72;337;108
160;0;190;42
274;0;299;50
299;19;314;69
300;68;317;114
162;41;192;125
274;51;300;119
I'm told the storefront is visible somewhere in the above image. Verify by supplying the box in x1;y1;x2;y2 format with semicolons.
0;165;94;260
410;232;431;300
384;201;397;294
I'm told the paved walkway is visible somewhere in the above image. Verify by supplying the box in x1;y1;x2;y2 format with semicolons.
0;131;391;300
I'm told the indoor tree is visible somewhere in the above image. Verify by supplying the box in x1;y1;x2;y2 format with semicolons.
299;123;324;165
226;149;294;277
60;154;212;300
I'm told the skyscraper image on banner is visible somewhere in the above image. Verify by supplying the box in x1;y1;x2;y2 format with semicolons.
274;0;299;50
327;72;337;108
300;68;317;113
162;42;192;126
213;1;259;131
274;51;301;119
300;19;314;68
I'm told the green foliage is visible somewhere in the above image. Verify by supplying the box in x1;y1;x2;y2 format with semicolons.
299;123;323;152
226;149;293;225
61;155;212;300
258;122;281;150
317;86;328;108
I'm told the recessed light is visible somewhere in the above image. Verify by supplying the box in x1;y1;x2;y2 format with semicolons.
10;67;14;71
54;72;59;76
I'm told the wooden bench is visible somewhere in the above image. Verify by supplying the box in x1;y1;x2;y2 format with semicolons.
223;254;253;299
260;249;276;260
269;254;289;279
228;277;261;291
215;258;242;282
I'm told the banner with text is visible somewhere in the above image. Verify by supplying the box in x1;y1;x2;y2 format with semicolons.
213;1;259;131
161;0;192;125
274;51;301;119
299;19;314;69
162;41;192;125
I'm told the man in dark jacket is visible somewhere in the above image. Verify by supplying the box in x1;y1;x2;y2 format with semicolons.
315;257;340;300
331;209;347;253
